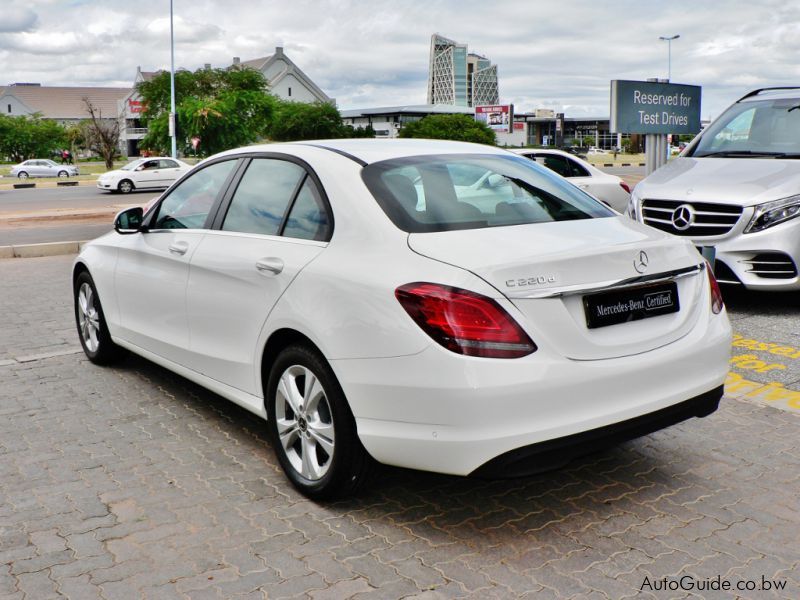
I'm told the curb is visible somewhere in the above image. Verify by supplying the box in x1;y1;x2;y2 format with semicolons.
0;178;97;191
0;240;88;259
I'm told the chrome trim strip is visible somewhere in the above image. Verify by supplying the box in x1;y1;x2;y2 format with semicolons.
506;263;705;299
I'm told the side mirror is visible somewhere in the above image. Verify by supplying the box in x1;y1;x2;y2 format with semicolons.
485;173;507;188
114;206;144;234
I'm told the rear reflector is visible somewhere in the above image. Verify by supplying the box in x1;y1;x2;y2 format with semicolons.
395;283;537;358
620;181;632;194
706;263;724;314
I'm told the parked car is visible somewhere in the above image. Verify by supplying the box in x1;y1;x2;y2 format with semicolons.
73;139;731;499
97;157;191;194
587;146;609;155
511;148;631;211
11;159;79;178
629;87;800;290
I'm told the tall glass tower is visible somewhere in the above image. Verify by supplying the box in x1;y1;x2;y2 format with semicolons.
427;34;499;107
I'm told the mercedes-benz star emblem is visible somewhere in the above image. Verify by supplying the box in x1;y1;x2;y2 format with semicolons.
634;250;649;274
671;204;695;231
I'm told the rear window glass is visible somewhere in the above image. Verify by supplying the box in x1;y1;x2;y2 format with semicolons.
362;154;613;233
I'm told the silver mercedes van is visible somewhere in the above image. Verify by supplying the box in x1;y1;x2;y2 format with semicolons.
628;87;800;291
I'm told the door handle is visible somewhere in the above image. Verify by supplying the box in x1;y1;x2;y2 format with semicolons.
256;257;284;275
168;241;189;255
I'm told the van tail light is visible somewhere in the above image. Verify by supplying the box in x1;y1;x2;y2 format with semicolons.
706;263;724;314
395;283;537;358
620;181;632;194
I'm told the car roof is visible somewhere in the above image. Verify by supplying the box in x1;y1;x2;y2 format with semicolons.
739;88;800;103
509;148;571;157
212;139;510;165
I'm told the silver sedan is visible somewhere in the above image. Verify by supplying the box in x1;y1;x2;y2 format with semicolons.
10;159;79;179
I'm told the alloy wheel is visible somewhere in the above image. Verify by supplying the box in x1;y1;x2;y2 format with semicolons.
77;282;100;352
274;365;335;480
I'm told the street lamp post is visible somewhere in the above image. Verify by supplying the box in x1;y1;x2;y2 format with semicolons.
169;0;177;159
659;34;680;81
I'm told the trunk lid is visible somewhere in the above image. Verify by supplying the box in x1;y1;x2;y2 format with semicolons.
408;216;706;360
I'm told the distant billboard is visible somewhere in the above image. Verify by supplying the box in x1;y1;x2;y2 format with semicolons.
475;104;513;133
610;80;701;134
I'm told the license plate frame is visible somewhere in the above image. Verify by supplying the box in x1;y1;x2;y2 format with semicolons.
583;281;680;329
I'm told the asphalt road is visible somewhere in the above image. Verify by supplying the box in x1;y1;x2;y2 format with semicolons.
0;185;156;213
0;223;112;245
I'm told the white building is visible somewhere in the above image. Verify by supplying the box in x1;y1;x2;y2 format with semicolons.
0;83;129;127
427;34;499;107
119;47;331;156
340;104;476;138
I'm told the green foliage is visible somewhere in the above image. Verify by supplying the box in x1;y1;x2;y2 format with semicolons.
398;114;496;145
137;67;275;156
268;101;355;141
0;113;67;162
620;138;633;153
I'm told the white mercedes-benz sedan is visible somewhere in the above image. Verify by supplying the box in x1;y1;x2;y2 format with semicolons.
73;139;732;499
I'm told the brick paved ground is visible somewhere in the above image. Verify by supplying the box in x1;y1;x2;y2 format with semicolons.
1;255;798;599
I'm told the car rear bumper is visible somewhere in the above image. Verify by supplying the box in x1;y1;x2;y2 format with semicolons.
333;309;731;476
470;385;722;478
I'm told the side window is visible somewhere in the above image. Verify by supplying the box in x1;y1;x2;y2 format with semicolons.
566;158;590;178
142;160;159;170
537;154;572;177
159;159;179;169
222;159;306;236
283;178;330;241
710;107;755;149
153;160;236;230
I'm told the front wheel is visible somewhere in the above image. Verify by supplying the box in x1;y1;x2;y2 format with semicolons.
58;170;68;178
118;179;134;194
74;271;125;365
17;171;28;179
266;344;371;500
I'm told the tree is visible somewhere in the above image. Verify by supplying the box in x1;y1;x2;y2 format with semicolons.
268;100;352;141
399;114;496;145
0;113;66;162
82;98;120;169
137;67;275;156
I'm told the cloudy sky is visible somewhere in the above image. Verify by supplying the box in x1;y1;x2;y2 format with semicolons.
2;0;799;119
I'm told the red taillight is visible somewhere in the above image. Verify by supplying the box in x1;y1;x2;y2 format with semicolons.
706;263;724;314
620;181;632;194
395;283;537;358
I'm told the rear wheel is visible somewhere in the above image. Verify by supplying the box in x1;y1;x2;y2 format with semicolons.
17;171;28;179
118;179;134;194
266;344;371;500
74;271;125;365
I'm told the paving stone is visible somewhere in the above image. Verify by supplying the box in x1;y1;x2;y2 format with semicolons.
2;255;800;600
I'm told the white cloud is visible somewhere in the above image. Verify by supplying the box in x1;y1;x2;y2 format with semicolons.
2;0;800;120
0;7;38;33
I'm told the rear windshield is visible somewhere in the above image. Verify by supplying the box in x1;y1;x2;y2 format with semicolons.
690;98;800;157
362;153;613;233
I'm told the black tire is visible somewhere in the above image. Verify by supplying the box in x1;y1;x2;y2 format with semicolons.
17;171;28;179
57;170;68;178
266;344;372;500
74;271;125;365
118;179;134;194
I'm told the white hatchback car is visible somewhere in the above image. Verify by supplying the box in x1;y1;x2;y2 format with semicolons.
511;148;631;212
73;139;731;499
97;157;191;194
